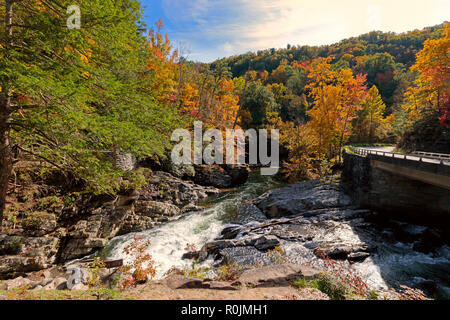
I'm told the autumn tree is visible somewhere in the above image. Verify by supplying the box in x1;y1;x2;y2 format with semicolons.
352;85;388;143
404;23;449;127
147;19;179;107
305;57;367;160
0;0;181;227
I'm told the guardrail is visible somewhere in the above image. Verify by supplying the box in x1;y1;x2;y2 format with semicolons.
411;151;450;160
349;147;450;166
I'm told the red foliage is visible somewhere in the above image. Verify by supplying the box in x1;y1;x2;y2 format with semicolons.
118;235;156;289
314;248;370;297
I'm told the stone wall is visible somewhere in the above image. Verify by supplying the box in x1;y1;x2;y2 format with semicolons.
342;151;450;226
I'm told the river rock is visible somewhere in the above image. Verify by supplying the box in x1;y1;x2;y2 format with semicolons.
253;179;352;218
192;165;250;188
198;235;280;261
223;165;251;186
58;238;108;261
140;171;219;206
319;244;375;261
254;235;280;250
347;252;371;262
219;224;243;240
219;246;275;267
181;204;205;213
0;276;33;290
167;163;196;179
139;154;195;179
135;200;181;217
193;165;233;188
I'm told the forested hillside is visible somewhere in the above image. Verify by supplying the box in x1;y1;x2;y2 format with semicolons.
217;25;444;113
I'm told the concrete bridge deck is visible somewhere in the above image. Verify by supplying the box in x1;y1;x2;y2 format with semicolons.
350;147;450;190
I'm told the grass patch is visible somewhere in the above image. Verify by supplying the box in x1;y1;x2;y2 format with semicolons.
0;287;122;300
293;274;348;300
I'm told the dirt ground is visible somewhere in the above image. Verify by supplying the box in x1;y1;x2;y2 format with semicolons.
121;281;329;300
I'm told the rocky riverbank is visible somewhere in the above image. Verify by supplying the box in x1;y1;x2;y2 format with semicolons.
0;163;251;280
193;178;449;299
1;167;448;299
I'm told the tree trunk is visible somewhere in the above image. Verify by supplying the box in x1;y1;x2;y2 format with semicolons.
0;111;12;230
0;0;14;229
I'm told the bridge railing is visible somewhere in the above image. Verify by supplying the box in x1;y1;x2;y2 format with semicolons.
411;151;450;160
349;147;450;166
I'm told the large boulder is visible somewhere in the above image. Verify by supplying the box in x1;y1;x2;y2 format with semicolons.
224;165;251;186
58;238;108;261
166;162;196;180
193;165;233;188
58;205;133;261
139;171;219;206
120;200;183;234
134;200;181;218
0;236;59;277
253;179;352;218
192;165;250;188
198;234;280;261
138;153;196;180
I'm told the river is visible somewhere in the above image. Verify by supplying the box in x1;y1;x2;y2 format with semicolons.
101;172;450;299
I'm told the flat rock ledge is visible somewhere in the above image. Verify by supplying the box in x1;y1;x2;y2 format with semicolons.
162;263;321;291
232;264;320;288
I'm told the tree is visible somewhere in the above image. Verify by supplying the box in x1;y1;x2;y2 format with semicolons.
147;18;179;107
305;57;367;160
0;0;181;228
240;81;279;128
353;85;387;143
405;23;449;127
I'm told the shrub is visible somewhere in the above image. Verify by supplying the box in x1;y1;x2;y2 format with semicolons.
117;236;156;290
315;274;348;300
215;264;242;282
314;248;370;297
87;257;106;288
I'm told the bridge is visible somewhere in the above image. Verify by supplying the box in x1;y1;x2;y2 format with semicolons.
349;147;450;190
343;147;450;224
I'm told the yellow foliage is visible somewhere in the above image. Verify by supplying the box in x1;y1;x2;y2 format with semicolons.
404;23;450;125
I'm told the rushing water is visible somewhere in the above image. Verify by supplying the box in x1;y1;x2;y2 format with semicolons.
101;173;450;299
100;172;284;278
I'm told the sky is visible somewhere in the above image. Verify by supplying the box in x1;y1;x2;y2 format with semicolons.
139;0;450;62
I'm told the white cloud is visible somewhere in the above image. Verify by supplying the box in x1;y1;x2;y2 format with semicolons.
220;42;234;54
161;0;450;61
